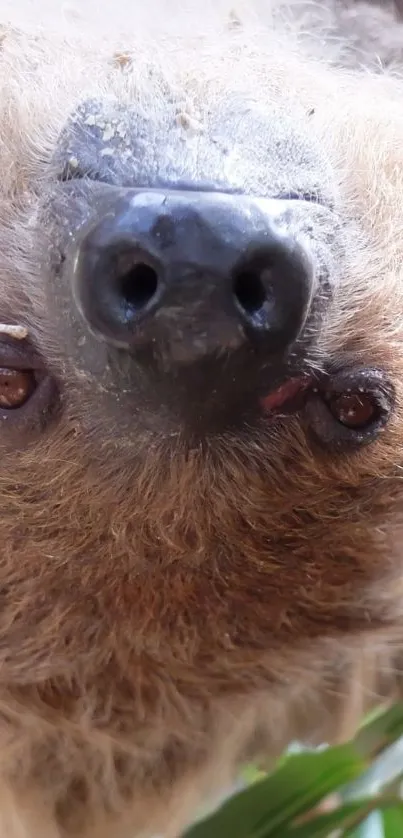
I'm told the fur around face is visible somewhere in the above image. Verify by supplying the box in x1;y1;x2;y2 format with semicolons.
1;1;403;836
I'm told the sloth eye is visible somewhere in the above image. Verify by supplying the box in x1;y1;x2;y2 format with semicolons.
0;368;37;409
304;368;395;450
0;340;60;445
325;390;379;430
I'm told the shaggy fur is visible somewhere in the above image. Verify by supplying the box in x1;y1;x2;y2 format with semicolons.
0;0;403;835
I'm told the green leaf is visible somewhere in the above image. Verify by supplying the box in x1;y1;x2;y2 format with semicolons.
277;798;402;838
381;804;403;837
354;705;403;762
183;744;365;838
241;765;268;786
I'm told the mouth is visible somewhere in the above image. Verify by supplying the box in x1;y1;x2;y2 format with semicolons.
260;375;312;415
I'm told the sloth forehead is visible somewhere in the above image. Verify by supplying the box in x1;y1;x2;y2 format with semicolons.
53;91;336;205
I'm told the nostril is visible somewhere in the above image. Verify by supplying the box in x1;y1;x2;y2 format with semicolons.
72;231;165;347
232;267;269;316
231;236;315;352
118;262;159;312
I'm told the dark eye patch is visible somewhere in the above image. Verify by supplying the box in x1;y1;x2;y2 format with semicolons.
0;336;60;445
303;367;395;451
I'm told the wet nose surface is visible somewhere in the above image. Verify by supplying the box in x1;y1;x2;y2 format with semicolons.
72;189;316;363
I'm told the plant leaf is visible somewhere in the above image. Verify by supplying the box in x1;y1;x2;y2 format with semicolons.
276;797;401;838
381;804;403;837
354;705;403;763
184;744;365;838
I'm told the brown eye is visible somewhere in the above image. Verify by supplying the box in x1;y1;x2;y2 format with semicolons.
304;368;395;452
327;391;377;429
0;368;36;409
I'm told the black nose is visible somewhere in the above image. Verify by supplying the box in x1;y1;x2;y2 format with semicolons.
72;189;316;363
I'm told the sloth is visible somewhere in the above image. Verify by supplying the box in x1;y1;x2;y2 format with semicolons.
0;0;403;835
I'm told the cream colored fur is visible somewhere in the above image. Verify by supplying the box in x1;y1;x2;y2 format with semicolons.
0;1;402;836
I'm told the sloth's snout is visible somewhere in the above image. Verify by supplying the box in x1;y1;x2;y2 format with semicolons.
72;188;316;365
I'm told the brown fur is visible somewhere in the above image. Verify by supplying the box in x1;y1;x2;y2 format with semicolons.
0;1;403;835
